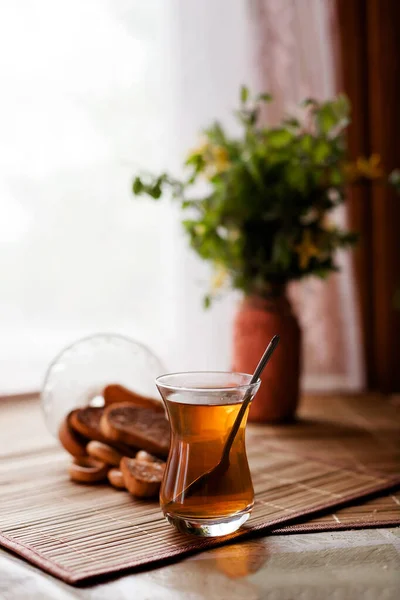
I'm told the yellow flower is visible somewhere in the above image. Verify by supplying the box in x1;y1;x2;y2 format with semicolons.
344;153;384;182
295;230;320;270
211;146;230;173
187;138;230;178
356;153;383;179
194;224;206;236
211;264;228;291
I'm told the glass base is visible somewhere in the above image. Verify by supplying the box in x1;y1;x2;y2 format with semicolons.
164;509;251;537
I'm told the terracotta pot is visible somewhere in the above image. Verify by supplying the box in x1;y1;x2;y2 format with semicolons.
232;291;301;423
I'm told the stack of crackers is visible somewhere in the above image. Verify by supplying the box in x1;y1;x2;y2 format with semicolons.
58;384;170;499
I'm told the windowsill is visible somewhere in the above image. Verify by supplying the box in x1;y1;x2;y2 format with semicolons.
0;391;39;402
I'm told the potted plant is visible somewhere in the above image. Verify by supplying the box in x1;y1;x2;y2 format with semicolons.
132;87;399;423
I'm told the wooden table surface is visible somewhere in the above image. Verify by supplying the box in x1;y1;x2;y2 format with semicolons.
1;394;399;600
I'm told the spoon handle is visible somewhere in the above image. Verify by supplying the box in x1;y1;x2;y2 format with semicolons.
221;335;280;463
250;335;280;385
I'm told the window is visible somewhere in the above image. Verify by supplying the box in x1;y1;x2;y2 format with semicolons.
0;0;176;392
0;0;254;393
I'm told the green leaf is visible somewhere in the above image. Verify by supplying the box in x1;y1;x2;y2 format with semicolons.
256;92;273;103
315;104;338;135
149;185;162;199
299;134;313;153
185;153;201;166
245;157;264;189
313;139;331;163
267;128;293;148
301;97;318;108
235;107;260;128
283;117;300;128
203;295;211;309
248;108;259;126
132;177;143;195
334;94;351;119
204;121;226;145
240;85;249;104
313;268;331;279
182;219;197;232
329;168;344;186
286;165;307;192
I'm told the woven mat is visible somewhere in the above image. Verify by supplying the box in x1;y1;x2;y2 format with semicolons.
256;394;400;478
0;443;398;584
0;394;399;584
275;491;400;533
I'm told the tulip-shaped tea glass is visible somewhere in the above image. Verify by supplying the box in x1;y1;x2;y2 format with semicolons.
156;372;260;537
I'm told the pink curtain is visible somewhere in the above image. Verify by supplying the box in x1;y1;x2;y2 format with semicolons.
248;0;364;392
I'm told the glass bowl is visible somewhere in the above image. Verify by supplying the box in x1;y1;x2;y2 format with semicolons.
41;333;166;437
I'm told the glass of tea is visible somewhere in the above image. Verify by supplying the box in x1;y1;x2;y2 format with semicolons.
156;372;260;537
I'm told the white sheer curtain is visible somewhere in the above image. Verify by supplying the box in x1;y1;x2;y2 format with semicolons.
0;0;362;394
0;0;255;393
0;0;176;392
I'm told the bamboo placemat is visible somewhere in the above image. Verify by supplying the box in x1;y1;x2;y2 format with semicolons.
0;441;398;584
0;394;399;584
275;491;400;533
253;394;400;478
